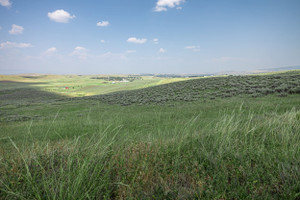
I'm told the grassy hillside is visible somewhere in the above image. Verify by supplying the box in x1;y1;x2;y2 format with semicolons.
0;71;300;199
0;74;190;97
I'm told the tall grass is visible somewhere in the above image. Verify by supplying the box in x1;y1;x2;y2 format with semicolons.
1;107;299;199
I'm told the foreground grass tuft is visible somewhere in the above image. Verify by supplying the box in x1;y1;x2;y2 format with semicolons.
1;107;299;199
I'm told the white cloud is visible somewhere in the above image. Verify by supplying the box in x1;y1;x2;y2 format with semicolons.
71;46;88;59
98;51;127;60
153;38;159;44
74;46;86;51
155;0;185;12
127;37;147;44
0;41;32;49
100;40;105;43
42;47;57;56
48;9;75;23
185;45;200;51
159;48;166;53
126;50;136;54
96;21;109;27
9;24;24;35
0;0;11;7
176;6;182;10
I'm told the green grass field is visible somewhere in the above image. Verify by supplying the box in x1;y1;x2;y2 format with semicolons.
0;74;190;97
0;71;300;199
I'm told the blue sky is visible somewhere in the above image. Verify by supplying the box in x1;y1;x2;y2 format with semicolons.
0;0;300;74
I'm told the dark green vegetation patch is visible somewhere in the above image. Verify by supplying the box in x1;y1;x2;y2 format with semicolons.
94;71;300;105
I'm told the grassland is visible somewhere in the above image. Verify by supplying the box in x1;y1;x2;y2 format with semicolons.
0;74;190;97
0;71;300;199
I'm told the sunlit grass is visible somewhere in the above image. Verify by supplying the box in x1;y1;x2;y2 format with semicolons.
1;105;299;199
0;74;193;97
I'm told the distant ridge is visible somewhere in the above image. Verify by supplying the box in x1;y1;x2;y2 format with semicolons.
6;65;300;77
261;65;300;72
215;65;300;76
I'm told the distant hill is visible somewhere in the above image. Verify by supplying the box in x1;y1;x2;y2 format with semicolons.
215;66;300;76
9;65;300;77
261;65;300;72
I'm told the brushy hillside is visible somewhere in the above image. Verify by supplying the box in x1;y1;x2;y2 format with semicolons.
95;71;300;105
0;71;300;199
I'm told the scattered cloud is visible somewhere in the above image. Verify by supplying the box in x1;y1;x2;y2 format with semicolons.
0;41;32;49
42;47;57;56
48;9;75;23
71;46;88;59
100;40;105;43
176;6;182;10
9;24;24;35
185;45;200;51
73;46;87;51
96;21;109;27
0;0;11;7
159;48;167;53
126;50;136;54
153;38;159;44
127;37;147;44
155;0;185;12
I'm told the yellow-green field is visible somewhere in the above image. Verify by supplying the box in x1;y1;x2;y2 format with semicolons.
0;74;190;97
